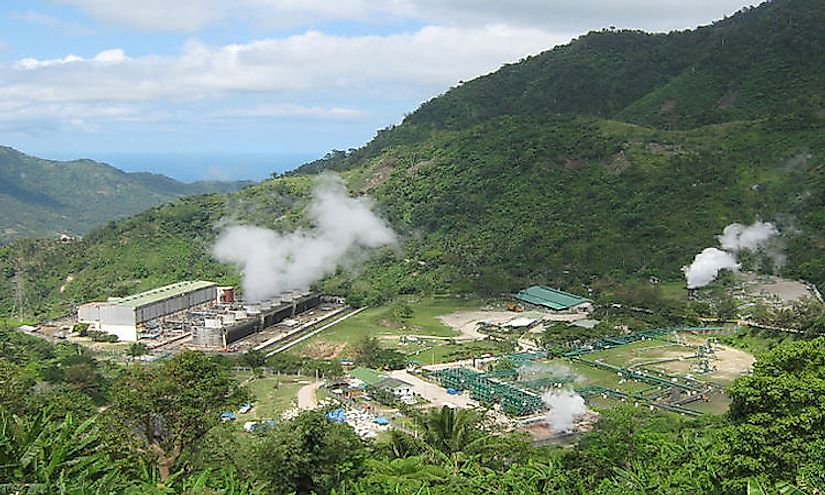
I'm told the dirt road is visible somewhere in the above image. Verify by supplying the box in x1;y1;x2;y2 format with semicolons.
438;310;586;341
297;381;322;410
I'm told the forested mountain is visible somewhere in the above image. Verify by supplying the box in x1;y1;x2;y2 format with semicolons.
2;0;825;318
0;146;252;242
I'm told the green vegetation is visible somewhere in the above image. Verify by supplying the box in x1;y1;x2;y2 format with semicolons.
4;2;825;318
0;303;822;493
717;327;801;356
244;378;303;419
0;146;251;242
290;296;471;357
2;2;825;490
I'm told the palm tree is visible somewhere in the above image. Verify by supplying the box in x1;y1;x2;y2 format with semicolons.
419;406;483;455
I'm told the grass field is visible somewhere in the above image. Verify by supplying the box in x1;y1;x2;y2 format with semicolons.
408;339;514;365
292;295;484;358
658;280;689;301
243;377;304;420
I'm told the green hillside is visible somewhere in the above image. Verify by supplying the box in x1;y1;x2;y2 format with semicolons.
2;0;825;318
0;146;252;242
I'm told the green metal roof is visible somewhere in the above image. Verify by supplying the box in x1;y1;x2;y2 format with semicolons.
114;281;217;308
514;286;591;311
349;367;385;386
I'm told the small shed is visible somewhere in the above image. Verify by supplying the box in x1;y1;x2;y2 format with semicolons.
373;377;414;397
349;367;386;387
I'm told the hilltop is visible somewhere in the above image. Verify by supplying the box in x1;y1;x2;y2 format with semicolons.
0;146;253;242
2;0;825;317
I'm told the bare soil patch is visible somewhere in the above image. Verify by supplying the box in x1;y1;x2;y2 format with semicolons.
302;341;346;359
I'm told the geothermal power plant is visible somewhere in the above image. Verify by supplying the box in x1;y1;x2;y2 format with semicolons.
77;280;330;351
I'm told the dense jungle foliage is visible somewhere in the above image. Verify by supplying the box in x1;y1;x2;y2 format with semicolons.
0;322;822;494
1;0;824;318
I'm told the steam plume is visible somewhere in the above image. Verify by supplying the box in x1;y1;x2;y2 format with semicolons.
213;173;396;302
718;222;779;252
542;389;587;433
683;221;780;289
684;248;740;289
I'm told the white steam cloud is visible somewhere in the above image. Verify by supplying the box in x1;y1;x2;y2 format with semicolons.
718;222;779;252
683;248;740;289
542;389;587;433
213;173;396;302
683;221;780;289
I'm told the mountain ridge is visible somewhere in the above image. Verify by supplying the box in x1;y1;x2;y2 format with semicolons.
2;0;825;317
0;145;253;242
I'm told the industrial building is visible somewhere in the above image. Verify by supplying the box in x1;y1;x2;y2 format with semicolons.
77;281;218;341
515;286;592;313
190;292;321;349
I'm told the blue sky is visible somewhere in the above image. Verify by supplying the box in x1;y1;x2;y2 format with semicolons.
0;0;762;181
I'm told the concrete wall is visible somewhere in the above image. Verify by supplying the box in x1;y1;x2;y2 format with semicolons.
100;323;138;342
78;284;218;342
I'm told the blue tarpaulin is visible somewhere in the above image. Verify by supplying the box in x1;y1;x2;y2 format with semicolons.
326;408;346;424
373;416;389;425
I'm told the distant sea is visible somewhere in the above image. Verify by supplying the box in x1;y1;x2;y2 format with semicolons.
90;152;320;183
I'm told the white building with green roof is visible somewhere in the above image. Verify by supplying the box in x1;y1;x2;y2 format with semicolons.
77;281;217;341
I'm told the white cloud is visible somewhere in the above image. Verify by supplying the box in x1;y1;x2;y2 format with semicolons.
55;0;227;32
14;48;128;70
223;104;366;119
10;10;94;34
6;26;562;101
56;0;763;33
392;0;764;32
0;24;562;135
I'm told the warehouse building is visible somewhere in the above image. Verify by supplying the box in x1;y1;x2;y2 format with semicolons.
515;286;592;313
78;281;218;341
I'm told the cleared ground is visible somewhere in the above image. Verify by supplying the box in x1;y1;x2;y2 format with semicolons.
582;336;754;385
243;377;304;420
293;296;483;358
543;332;755;415
388;369;476;408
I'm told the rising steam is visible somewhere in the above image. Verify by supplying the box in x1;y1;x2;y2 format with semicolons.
542;389;587;433
683;221;780;289
213;173;396;302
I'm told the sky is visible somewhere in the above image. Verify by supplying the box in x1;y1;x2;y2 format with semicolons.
0;0;763;181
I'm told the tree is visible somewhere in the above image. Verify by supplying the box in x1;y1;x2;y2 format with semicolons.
108;351;247;481
419;405;484;455
392;301;413;321
242;349;267;369
253;410;367;494
353;336;405;370
64;362;101;396
721;337;825;485
0;359;35;411
126;342;149;360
